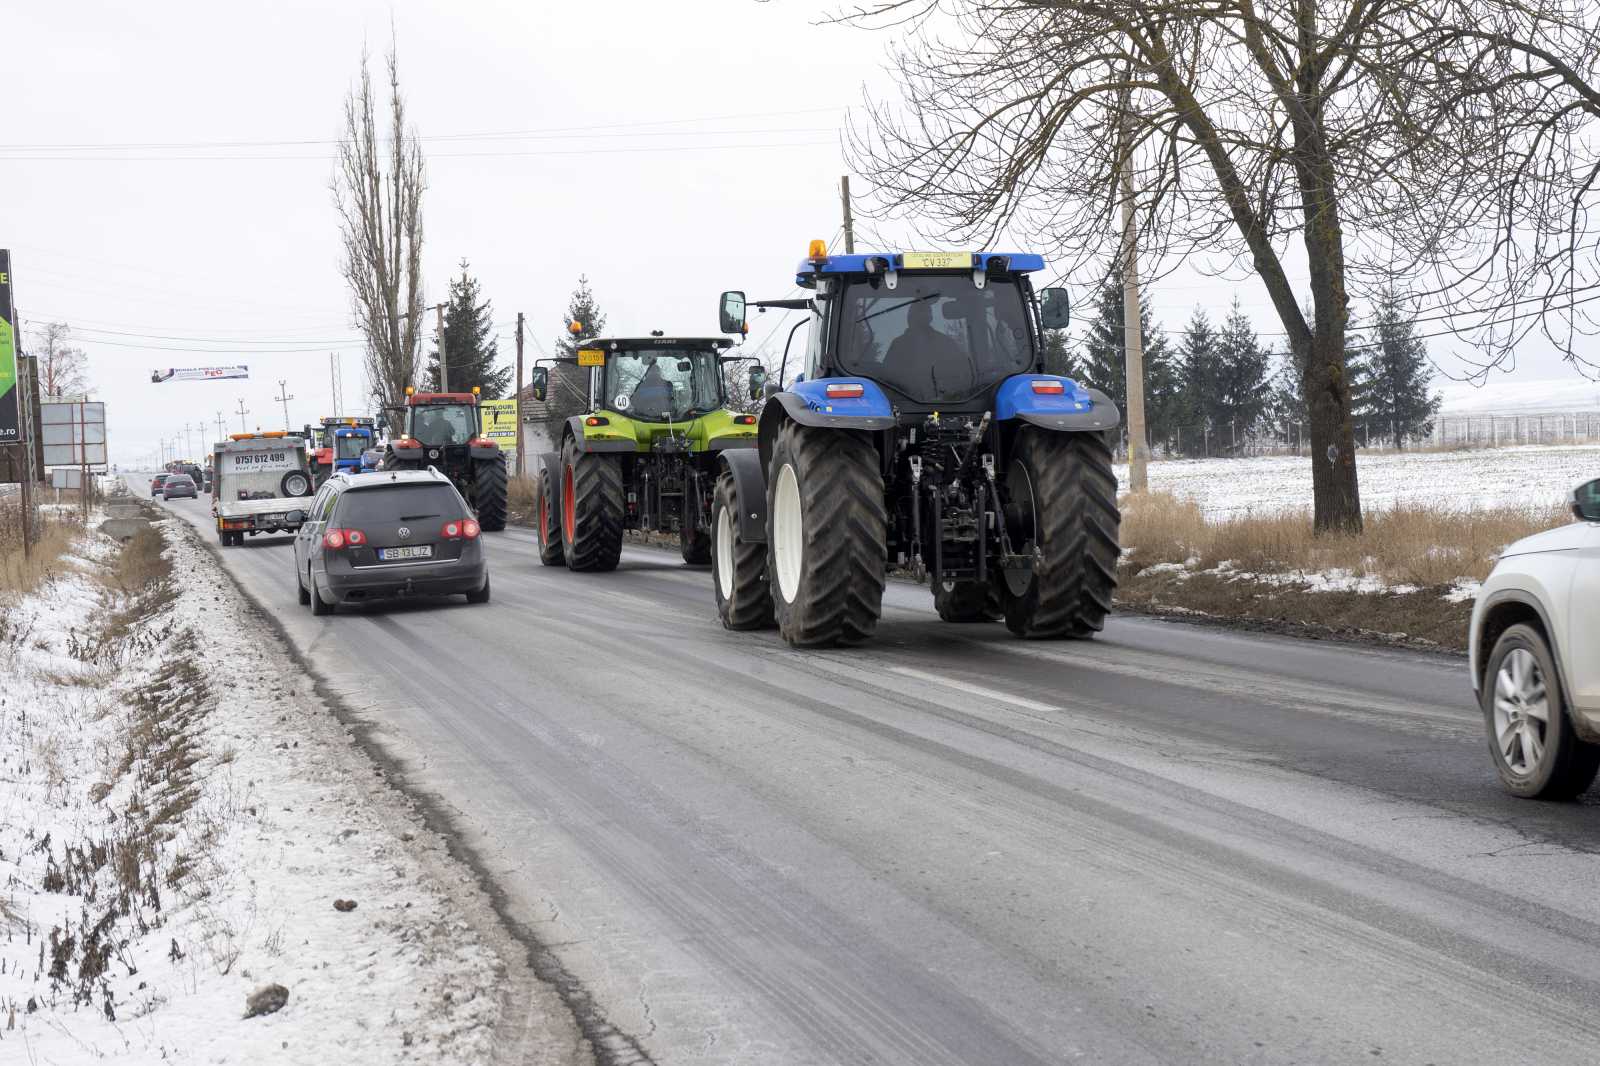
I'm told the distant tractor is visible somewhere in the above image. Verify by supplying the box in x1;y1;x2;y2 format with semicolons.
527;332;760;571
305;415;377;486
710;243;1121;647
380;387;508;531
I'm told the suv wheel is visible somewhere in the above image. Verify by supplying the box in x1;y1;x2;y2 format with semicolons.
1484;623;1600;799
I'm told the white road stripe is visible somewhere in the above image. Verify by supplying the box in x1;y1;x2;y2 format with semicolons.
885;665;1061;714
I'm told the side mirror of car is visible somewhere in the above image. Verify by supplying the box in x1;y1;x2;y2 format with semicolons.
1038;287;1071;330
719;291;747;335
1571;478;1600;522
285;509;306;525
529;367;548;403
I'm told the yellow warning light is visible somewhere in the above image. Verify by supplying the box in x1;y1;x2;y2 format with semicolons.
471;386;481;396
405;386;415;396
808;239;827;259
568;321;584;335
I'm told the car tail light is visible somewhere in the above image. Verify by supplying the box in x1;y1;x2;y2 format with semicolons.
826;383;865;399
324;528;367;550
1031;379;1066;394
441;519;481;540
462;518;480;539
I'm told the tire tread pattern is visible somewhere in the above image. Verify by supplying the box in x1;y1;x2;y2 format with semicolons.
562;438;625;572
474;455;509;532
712;472;775;630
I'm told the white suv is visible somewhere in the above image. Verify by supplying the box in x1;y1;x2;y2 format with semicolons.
1470;478;1600;798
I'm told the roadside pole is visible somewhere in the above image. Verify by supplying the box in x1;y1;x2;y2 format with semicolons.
1118;96;1149;493
514;312;525;479
436;303;449;393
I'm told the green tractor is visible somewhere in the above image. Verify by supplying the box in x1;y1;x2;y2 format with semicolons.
529;335;761;571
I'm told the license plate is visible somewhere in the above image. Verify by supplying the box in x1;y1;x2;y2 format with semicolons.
378;545;433;561
577;347;606;367
901;251;973;270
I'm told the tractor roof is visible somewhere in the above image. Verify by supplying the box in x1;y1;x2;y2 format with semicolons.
407;392;480;405
585;336;733;352
795;251;1045;288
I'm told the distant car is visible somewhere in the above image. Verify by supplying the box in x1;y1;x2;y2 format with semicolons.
163;474;197;500
150;473;170;497
1470;477;1600;799
291;468;490;616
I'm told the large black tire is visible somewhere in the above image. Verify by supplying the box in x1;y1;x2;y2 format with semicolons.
535;464;566;566
560;437;624;572
766;422;885;647
711;471;774;630
680;520;711;565
473;454;508;532
1483;624;1600;799
1001;428;1119;639
935;579;1003;623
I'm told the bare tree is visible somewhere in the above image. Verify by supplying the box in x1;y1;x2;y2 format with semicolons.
334;45;426;410
29;321;89;398
842;0;1600;532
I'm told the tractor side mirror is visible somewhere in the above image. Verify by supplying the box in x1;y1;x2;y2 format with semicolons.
1038;287;1071;330
719;291;747;335
529;367;548;403
748;365;767;401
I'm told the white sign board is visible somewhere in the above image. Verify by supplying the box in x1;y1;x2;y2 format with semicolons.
40;401;107;468
220;448;298;474
50;467;83;489
151;366;249;383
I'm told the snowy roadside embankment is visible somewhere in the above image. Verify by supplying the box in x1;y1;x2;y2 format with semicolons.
0;506;515;1062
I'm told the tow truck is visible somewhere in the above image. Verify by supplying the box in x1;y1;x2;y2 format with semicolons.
211;432;317;546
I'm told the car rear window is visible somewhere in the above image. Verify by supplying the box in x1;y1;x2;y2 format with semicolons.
169;475;193;485
334;483;465;524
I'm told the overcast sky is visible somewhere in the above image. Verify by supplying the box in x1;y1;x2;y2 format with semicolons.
8;0;1593;468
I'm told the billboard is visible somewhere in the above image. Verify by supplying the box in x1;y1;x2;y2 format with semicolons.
151;365;249;383
41;401;108;468
0;250;18;444
479;398;519;462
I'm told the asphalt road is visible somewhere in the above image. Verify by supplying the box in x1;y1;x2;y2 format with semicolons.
148;483;1600;1065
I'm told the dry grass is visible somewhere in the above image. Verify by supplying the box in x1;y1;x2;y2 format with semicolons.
507;474;537;527
1120;492;1570;587
0;499;83;599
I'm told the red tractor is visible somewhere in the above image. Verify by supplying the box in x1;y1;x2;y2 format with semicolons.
381;387;509;531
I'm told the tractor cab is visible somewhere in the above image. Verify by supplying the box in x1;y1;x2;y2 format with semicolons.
380;387;509;531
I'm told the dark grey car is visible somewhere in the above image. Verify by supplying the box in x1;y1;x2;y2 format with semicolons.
162;474;197;500
291;469;490;615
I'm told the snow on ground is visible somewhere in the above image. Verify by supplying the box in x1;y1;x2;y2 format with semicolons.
0;507;511;1063
1117;442;1600;519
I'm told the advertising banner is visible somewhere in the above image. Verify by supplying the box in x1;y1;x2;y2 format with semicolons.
479;398;519;462
40;401;108;468
0;250;18;444
150;365;250;383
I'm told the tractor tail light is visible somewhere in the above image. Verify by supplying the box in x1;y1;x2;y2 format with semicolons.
585;416;609;427
733;414;756;425
468;437;496;448
1031;380;1066;394
825;383;865;399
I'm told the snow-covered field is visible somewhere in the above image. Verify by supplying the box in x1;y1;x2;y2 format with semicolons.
0;507;513;1063
1118;442;1599;519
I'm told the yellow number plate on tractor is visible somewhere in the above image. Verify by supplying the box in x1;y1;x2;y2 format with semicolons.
901;252;974;270
576;348;606;367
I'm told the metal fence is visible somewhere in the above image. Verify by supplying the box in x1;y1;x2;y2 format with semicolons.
1115;409;1600;460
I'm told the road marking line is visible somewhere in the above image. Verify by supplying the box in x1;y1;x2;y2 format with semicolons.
885;665;1061;714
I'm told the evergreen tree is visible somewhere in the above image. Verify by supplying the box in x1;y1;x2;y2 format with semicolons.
1360;294;1441;448
1212;298;1272;436
1082;279;1180;451
425;260;510;397
1041;328;1084;381
1176;308;1221;455
547;275;608;422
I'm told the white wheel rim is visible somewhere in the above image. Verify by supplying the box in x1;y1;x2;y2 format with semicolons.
715;501;735;598
772;463;803;603
1493;647;1550;777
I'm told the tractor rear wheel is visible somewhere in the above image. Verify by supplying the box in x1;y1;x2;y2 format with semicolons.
680;521;711;565
474;455;508;532
560;437;624;572
1000;428;1119;639
711;471;774;630
766;422;885;647
535;465;566;566
935;579;1002;623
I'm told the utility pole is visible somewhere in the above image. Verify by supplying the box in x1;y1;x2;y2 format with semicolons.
329;352;343;417
435;302;449;392
840;175;856;254
184;422;194;458
236;398;250;433
514;311;525;479
1118;92;1149;493
215;410;226;442
276;379;295;430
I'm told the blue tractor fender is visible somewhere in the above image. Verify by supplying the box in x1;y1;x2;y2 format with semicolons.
718;448;769;544
994;374;1121;433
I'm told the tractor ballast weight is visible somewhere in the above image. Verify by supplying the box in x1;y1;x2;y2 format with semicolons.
710;246;1122;647
527;335;760;572
381;389;509;531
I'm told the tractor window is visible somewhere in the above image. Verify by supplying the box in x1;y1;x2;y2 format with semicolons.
603;349;721;422
835;276;1033;402
335;434;366;460
410;404;475;446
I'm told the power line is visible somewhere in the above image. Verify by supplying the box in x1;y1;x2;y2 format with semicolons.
3;141;838;163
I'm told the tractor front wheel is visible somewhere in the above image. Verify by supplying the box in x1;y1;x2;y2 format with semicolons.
711;471;774;630
680;521;712;565
1000;428;1119;639
560;437;624;572
935;579;1002;623
535;463;566;566
766;422;885;647
474;455;508;532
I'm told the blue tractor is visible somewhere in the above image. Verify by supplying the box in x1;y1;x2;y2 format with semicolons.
711;243;1121;647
